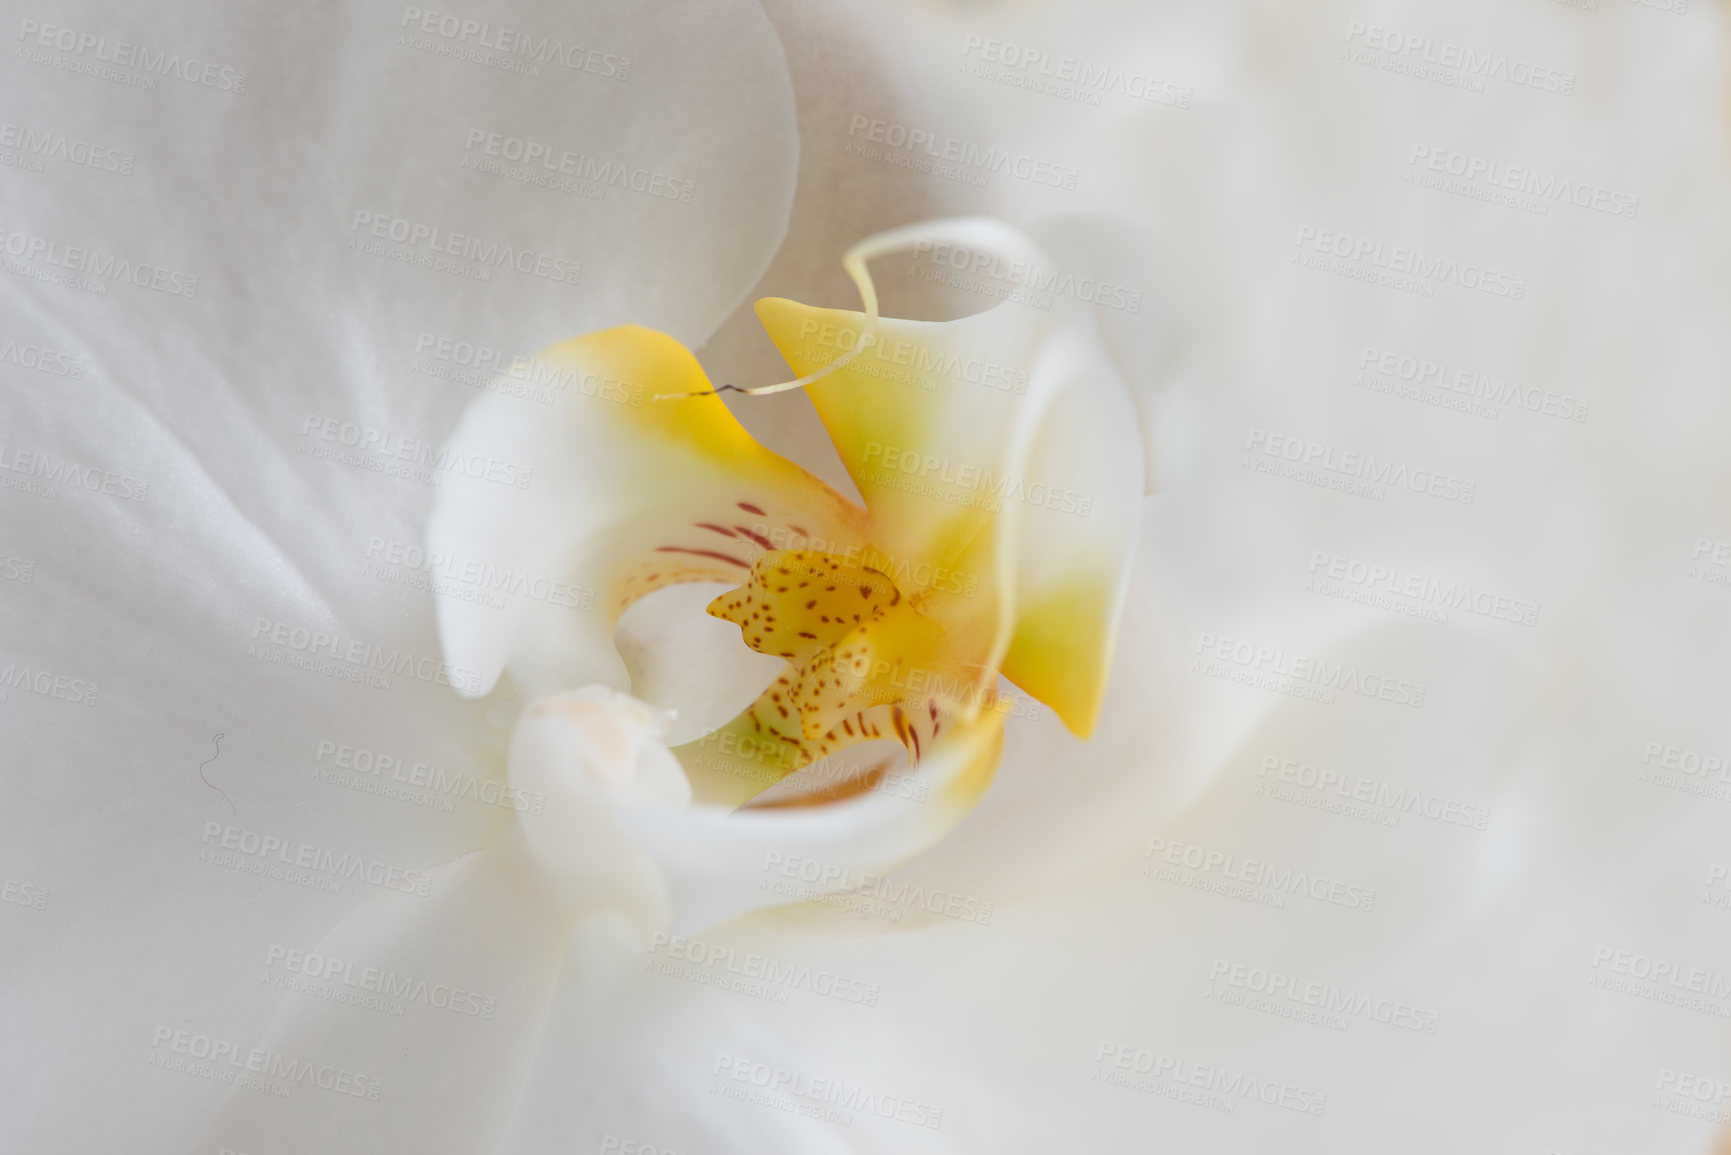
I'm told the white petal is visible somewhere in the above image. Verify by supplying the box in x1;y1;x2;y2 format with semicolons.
755;219;1147;735
508;687;680;928
621;707;1004;937
615;582;790;745
426;326;870;704
195;686;687;1154
1025;214;1187;498
194;848;568;1155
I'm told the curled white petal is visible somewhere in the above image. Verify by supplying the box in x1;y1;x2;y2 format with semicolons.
509;687;685;929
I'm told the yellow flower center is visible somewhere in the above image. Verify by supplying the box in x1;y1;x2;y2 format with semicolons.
677;549;994;806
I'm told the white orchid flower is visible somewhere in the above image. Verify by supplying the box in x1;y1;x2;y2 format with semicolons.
0;0;1164;1147
189;203;1152;1147
7;0;1731;1152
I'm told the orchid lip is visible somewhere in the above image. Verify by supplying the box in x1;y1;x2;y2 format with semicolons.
673;547;990;809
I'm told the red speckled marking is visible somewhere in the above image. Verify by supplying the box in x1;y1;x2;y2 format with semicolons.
654;546;750;568
734;526;775;550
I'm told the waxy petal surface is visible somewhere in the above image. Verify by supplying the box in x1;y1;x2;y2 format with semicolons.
755;292;1144;737
429;327;869;704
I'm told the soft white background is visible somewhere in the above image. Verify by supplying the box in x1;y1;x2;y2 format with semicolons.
2;0;1730;1152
